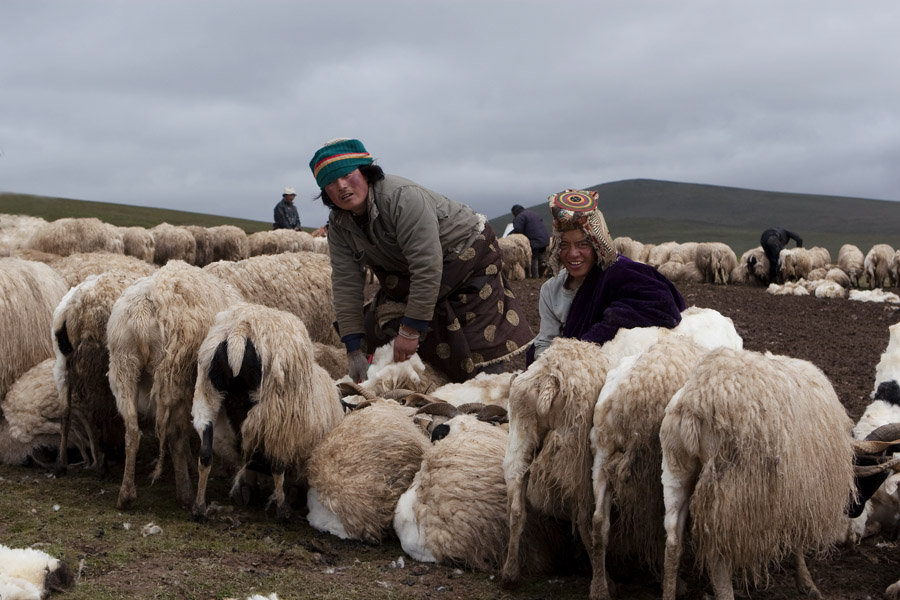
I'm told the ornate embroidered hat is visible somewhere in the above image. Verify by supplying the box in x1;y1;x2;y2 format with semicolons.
548;189;617;269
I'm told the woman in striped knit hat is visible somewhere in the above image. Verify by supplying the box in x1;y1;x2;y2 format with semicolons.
310;138;533;383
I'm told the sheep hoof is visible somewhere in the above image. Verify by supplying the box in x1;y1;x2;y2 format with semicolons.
53;463;68;478
231;484;255;507
116;491;136;510
191;504;208;522
500;571;520;590
276;502;293;522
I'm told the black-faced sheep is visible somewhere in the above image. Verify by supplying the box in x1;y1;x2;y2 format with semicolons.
865;243;895;289
191;302;343;520
0;258;69;406
203;252;341;347
107;260;244;509
306;399;428;542
52;270;148;475
0;543;75;600
660;347;855;600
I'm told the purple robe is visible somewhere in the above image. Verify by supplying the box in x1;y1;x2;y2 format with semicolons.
562;255;686;346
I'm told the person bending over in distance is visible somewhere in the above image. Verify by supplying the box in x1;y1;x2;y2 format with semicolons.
510;204;550;277
528;189;686;365
760;227;803;284
310;137;534;383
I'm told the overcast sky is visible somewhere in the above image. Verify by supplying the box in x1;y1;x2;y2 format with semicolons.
2;1;899;228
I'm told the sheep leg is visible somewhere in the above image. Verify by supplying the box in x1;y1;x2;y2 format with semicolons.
54;384;74;476
192;422;214;521
793;551;822;599
708;556;734;600
272;469;293;521
501;426;536;588
661;457;696;600
885;578;900;600
116;387;142;509
589;468;613;600
168;418;194;508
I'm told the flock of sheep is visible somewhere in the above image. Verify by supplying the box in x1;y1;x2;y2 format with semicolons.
2;212;900;600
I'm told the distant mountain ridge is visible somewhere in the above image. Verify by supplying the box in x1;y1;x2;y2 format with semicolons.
489;179;900;256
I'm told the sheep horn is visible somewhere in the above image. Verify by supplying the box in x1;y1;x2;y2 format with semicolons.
865;422;900;443
477;404;509;424
337;381;376;401
382;388;421;401
456;402;486;414
415;402;461;418
854;455;900;477
397;392;445;408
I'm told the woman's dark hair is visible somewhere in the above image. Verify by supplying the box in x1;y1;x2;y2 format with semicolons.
317;164;385;209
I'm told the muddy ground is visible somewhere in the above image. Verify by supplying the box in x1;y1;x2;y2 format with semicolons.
2;277;900;600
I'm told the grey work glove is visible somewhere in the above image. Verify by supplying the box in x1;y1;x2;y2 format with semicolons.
348;350;369;383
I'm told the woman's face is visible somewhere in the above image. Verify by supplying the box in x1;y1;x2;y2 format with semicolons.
559;229;596;282
325;168;369;215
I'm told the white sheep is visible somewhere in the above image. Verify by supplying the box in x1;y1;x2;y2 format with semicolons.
26;217;123;256
778;247;812;282
395;413;571;573
0;214;48;256
191;302;343;520
0;544;74;600
0;258;69;405
208;225;250;263
203;252;341;347
838;243;865;288
891;250;900;289
646;241;678;267
865;243;895;289
306;399;428;542
694;242;737;284
498;233;531;281
659;347;855;600
150;222;197;265
48;251;157;288
52;270;148;475
737;246;770;286
120;226;155;263
247;229;314;255
0;358;84;467
181;225;213;266
612;236;644;262
107;260;244;509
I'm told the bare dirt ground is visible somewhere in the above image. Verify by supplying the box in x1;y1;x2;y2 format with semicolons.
2;278;900;600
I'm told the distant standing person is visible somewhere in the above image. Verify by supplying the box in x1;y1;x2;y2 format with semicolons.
760;227;802;284
274;187;301;230
510;204;550;277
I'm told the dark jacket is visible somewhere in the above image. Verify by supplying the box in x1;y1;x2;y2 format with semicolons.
760;227;802;249
274;199;301;229
511;209;550;250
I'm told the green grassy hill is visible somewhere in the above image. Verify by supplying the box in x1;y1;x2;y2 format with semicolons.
489;179;900;256
0;192;273;233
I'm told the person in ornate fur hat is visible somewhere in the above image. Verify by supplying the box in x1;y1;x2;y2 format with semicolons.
310;137;534;383
528;189;686;364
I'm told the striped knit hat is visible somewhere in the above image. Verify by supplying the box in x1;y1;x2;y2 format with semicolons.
309;138;374;188
548;189;617;269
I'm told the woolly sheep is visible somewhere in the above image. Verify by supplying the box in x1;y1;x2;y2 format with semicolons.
778;247;813;282
395;413;571;573
107;260;244;508
311;236;329;255
738;246;770;286
0;544;74;600
306;399;427;542
612;236;644;262
0;258;69;405
659;347;855;600
498;233;531;281
26;217;123;256
865;243;895;289
49;251;157;288
646;241;678;267
191;302;343;520
0;358;83;467
892;250;900;289
589;335;712;600
181;225;213;266
0;213;48;256
203;252;341;346
150;222;197;265
208;225;250;263
52;270;147;475
838;244;865;288
814;279;848;299
313;342;349;380
120;226;155;263
694;242;737;284
248;229;314;255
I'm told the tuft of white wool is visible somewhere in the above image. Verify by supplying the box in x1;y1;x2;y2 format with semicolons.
307;487;351;539
849;289;900;304
0;543;73;600
347;340;450;395
767;281;809;296
394;477;435;562
430;371;517;408
814;280;848;299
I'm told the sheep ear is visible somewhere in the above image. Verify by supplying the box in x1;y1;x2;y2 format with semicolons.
536;376;559;417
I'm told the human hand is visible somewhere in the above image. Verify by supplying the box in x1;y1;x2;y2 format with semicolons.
393;329;419;362
348;350;369;383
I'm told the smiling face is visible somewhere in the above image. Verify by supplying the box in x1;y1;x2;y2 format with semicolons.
559;228;597;287
324;168;369;215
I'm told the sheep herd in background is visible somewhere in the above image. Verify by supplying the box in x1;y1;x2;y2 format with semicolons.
2;213;900;599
